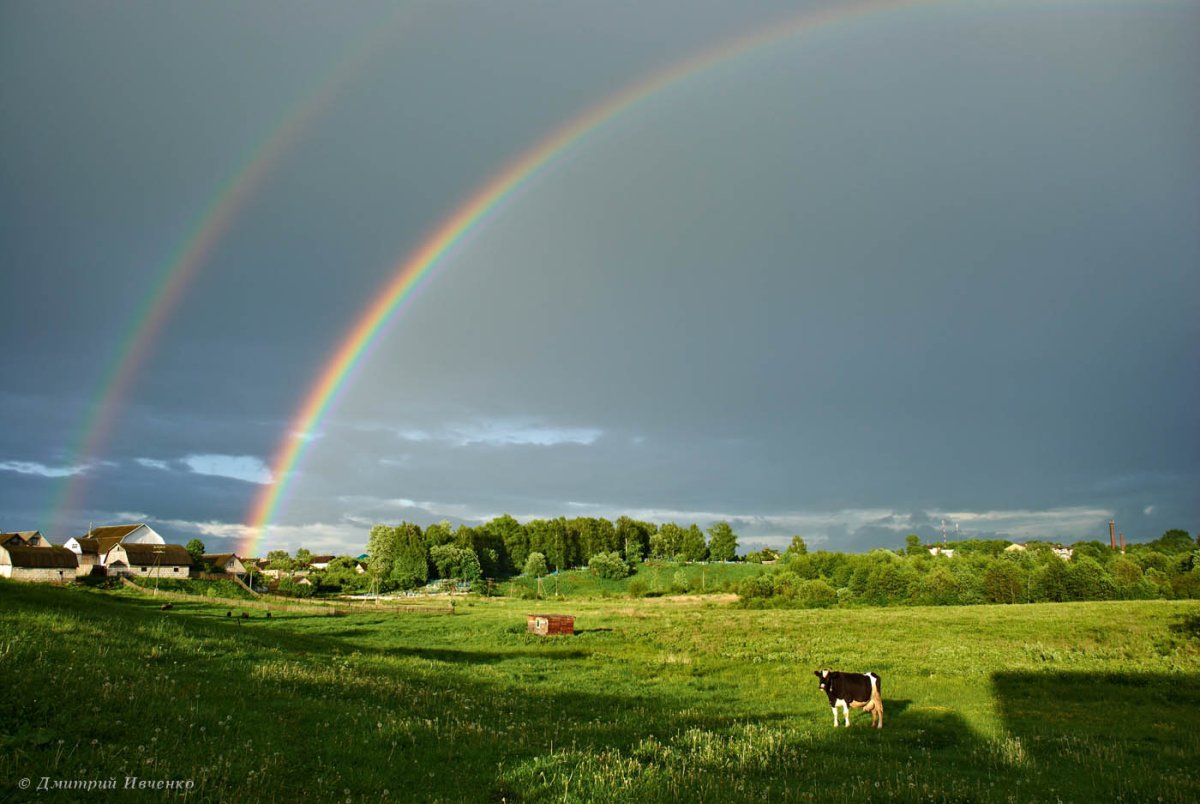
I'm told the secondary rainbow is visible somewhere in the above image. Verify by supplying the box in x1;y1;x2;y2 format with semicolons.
47;5;422;533
240;0;960;553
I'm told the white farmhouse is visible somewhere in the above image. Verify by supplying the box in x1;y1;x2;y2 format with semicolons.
105;543;193;578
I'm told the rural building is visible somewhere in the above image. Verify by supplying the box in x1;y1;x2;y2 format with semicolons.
65;523;167;570
2;530;51;548
105;543;192;578
307;555;335;571
203;553;246;575
526;614;575;636
0;543;78;582
927;546;955;558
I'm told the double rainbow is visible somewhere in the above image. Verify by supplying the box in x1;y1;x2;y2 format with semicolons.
240;0;946;554
47;6;423;531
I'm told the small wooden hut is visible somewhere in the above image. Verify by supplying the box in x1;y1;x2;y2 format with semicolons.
526;614;574;636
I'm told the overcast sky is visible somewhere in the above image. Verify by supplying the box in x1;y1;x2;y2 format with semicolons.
2;0;1196;556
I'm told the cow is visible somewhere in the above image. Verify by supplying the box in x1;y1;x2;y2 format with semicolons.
814;669;884;729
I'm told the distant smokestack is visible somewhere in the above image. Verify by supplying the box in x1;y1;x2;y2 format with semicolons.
1109;520;1116;550
1119;533;1125;553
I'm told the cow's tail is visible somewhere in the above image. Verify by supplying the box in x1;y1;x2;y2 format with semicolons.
865;672;884;728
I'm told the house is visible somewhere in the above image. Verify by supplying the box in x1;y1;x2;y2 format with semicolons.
202;553;246;575
105;543;192;578
1;530;51;548
307;555;335;571
1004;543;1027;553
65;523;166;571
0;542;78;582
927;546;955;558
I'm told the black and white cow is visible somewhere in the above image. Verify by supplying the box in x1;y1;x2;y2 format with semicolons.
814;669;884;729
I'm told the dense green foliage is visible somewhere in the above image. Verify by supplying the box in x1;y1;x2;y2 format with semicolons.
587;551;630;580
740;530;1200;608
353;516;741;593
2;580;1197;802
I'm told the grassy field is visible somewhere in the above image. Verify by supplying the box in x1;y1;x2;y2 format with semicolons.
1;579;1197;802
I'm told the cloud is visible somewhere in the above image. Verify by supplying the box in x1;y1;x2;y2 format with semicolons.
136;458;171;471
392;418;602;448
183;454;273;485
0;459;88;478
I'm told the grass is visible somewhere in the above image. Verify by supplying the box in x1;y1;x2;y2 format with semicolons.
1;578;1197;802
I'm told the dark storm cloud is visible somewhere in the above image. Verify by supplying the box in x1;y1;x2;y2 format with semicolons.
2;2;1196;551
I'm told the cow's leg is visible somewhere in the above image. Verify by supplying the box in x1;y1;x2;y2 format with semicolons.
831;706;838;727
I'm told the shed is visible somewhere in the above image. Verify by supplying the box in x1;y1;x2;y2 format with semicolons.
527;614;575;636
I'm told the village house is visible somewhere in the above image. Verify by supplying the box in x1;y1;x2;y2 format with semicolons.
202;553;247;575
105;543;193;578
927;546;955;558
0;541;78;583
2;530;51;548
64;523;167;573
307;555;335;571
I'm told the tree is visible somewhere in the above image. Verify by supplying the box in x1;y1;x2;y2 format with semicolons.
982;560;1024;604
616;517;654;565
486;514;527;575
523;552;548;578
295;547;313;567
678;525;708;562
784;536;808;558
265;549;295;571
588;551;629;580
707;522;738;562
391;528;429;590
657;523;686;560
430;544;482;582
905;534;923;556
185;539;206;566
1149;529;1194;554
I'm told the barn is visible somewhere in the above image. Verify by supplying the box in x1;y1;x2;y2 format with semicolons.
0;543;78;583
105;543;193;578
65;523;167;572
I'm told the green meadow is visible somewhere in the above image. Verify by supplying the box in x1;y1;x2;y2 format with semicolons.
1;579;1197;802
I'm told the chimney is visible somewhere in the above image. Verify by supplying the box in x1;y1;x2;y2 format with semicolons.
1109;520;1116;550
1119;533;1125;554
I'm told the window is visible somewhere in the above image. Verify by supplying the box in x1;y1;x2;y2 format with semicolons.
173;567;179;573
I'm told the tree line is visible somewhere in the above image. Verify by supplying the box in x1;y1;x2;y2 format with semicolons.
361;515;740;592
739;529;1200;607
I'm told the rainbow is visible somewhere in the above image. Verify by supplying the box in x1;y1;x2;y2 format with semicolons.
240;0;957;553
47;5;423;533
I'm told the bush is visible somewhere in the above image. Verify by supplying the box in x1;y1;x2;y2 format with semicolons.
588;551;630;581
797;579;838;608
523;552;549;578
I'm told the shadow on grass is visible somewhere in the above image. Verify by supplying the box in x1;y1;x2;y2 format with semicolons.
991;670;1200;800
